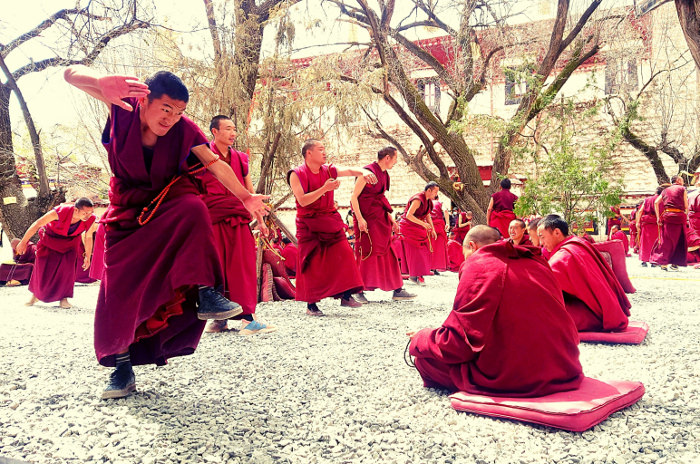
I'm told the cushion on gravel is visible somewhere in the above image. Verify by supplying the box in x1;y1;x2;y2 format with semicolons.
592;241;636;294
449;377;645;432
578;320;649;345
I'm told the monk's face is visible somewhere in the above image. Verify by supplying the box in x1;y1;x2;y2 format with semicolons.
140;95;187;137
213;119;236;146
305;142;327;165
528;228;540;246
508;221;525;242
74;206;94;221
426;187;439;200
385;154;398;169
537;225;565;252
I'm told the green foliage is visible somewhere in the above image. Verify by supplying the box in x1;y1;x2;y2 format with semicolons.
514;99;624;227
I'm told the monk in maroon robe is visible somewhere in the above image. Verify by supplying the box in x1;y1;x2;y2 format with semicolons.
487;178;518;237
452;210;472;245
350;146;415;303
651;175;689;270
628;204;640;254
606;205;625;235
0;239;36;286
507;219;532;246
75;221;99;284
429;199;449;273
17;199;96;308
287;139;373;316
65;66;269;399
538;215;631;332
526;218;542;247
200;115;275;335
608;225;630;256
280;239;298;277
408;225;583;396
637;186;664;266
398;182;440;284
688;182;700;261
88;221;106;281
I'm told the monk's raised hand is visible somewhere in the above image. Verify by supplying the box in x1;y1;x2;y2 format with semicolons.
98;75;150;111
16;240;27;255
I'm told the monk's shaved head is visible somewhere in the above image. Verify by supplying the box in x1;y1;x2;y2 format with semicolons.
465;225;501;247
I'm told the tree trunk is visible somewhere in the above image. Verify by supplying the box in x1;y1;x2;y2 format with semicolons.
675;0;700;70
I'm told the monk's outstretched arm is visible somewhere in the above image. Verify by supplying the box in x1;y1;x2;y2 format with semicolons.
289;171;337;207
350;176;368;232
64;65;150;111
335;166;377;185
82;221;98;271
16;210;59;254
486;198;494;224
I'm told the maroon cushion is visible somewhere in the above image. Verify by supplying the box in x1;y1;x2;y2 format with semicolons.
592;240;636;294
263;249;289;278
450;377;645;432
578;320;649;345
273;276;296;300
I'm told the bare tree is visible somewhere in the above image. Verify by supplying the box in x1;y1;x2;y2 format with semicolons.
0;1;150;239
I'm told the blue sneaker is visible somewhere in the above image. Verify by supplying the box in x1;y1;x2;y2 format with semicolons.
239;319;277;336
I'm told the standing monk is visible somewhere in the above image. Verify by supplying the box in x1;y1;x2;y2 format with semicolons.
407;225;583;396
487;178;518;238
651;175;689;271
429;197;450;274
17;198;96;309
452;210;472;245
538;215;630;332
398;182;440;285
687;178;700;262
287;140;374;316
65;66;269;399
200;115;275;335
350;147;416;303
637;186;664;267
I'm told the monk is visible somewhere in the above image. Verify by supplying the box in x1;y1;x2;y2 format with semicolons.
637;186;664;267
526;218;541;247
651;175;689;270
75;221;99;284
398;182;440;285
88;221;106;281
65;66;269;399
507;219;532;246
486;178;518;237
452;210;472;245
608;225;630;256
628;203;640;254
200;115;275;335
280;238;298;277
688;178;700;264
350;146;415;303
538;214;631;332
0;239;36;286
407;225;583;396
606;205;626;235
429;197;450;274
446;232;465;272
17;198;96;309
287;139;374;316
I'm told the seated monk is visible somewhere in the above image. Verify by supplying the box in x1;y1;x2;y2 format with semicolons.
538;215;631;332
507;219;532;246
408;225;583;396
446;232;465;272
608;225;630;256
279;238;298;277
0;239;36;286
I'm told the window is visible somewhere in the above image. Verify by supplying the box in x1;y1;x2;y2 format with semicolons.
505;68;528;105
417;78;441;114
605;58;639;95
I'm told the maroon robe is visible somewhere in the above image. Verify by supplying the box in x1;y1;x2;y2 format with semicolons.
489;189;518;237
638;194;660;263
548;236;631;332
650;185;687;267
410;241;583;396
29;205;96;302
447;239;465;272
628;207;639;253
606;206;622;235
88;222;106;281
289;162;363;303
398;192;433;278
75;239;97;284
688;190;700;250
353;161;403;291
429;201;449;272
95;97;221;367
281;243;298;277
0;242;35;285
452;212;470;244
608;230;629;255
200;144;256;315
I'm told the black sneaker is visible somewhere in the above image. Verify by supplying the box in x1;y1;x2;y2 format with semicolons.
641;262;647;267
432;270;440;276
197;287;243;320
102;363;136;400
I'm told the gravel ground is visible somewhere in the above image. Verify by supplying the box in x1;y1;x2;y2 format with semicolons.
0;258;698;464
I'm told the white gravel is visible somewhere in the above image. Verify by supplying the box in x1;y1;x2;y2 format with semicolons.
0;257;698;463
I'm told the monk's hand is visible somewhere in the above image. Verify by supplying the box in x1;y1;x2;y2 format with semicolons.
361;169;378;185
82;255;91;271
257;221;269;236
16;240;27;255
243;194;271;218
358;217;368;233
324;178;341;192
431;229;437;240
392;221;400;234
97;75;150;111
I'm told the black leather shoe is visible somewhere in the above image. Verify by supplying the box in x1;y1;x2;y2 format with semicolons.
102;363;136;399
197;286;243;320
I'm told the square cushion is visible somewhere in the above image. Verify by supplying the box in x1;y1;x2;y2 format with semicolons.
449;377;644;432
578;320;649;345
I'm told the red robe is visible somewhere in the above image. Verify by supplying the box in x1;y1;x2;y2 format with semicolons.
628;207;639;253
447;239;464;272
353;161;403;291
489;189;518;237
289;162;363;303
29;205;96;302
280;243;298;277
688;189;700;249
200;144;256;315
75;239;98;284
638;194;660;263
94;97;220;367
410;241;583;396
0;242;35;285
650;185;687;267
608;230;629;255
398;192;433;277
548;236;631;332
452;212;470;245
430;201;449;272
606;206;622;235
88;222;106;281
